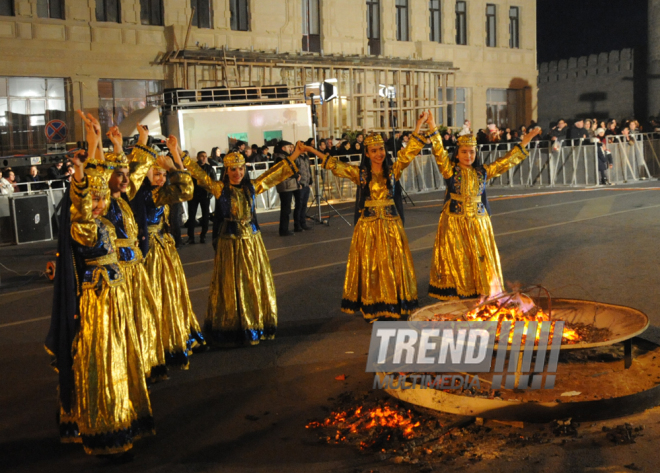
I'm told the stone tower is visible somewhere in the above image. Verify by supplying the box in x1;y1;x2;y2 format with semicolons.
649;0;660;117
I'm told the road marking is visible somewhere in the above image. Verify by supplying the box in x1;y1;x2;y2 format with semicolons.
0;286;52;299
180;191;646;267
0;315;50;328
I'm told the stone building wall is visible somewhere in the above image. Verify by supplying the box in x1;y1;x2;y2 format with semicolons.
0;0;538;144
537;49;635;129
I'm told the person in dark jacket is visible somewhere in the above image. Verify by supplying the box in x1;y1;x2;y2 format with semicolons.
186;151;216;244
274;141;299;236
293;149;313;231
568;119;589;142
548;119;568;150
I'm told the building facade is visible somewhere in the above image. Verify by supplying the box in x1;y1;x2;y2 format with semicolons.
0;0;537;155
537;49;636;130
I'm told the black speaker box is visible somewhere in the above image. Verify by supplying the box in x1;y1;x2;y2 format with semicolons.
10;194;52;244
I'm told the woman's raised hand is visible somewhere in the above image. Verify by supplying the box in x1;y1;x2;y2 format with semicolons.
137;124;150;146
426;110;437;131
414;111;429;134
106;126;123;154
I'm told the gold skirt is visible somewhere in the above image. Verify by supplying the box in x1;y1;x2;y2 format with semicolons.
65;282;154;455
144;232;202;368
429;210;504;300
121;260;166;379
341;216;418;320
205;232;277;345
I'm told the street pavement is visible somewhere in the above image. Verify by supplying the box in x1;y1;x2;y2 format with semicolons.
2;183;660;472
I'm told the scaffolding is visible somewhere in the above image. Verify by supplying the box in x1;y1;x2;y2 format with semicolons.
162;49;459;137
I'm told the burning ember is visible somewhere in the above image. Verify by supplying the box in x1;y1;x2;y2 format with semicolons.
427;290;612;346
307;402;421;449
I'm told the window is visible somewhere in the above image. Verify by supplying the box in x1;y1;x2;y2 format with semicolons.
191;0;213;29
302;0;320;52
37;0;64;19
509;6;519;48
140;0;163;26
455;1;466;45
486;88;519;128
438;87;467;127
230;0;249;31
98;79;162;135
429;0;441;43
486;4;496;47
367;0;381;55
395;0;409;41
0;77;70;154
96;0;120;23
0;0;14;16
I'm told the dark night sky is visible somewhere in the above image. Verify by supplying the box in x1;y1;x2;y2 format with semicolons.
536;0;648;64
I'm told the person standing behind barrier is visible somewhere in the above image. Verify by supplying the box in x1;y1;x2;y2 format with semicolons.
181;141;304;346
301;113;429;321
0;169;15;195
209;147;222;166
427;112;542;300
186;151;215;244
274;141;299;236
549;119;568;151
293;148;313;232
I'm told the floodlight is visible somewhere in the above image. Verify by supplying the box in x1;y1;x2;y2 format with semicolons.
304;79;338;104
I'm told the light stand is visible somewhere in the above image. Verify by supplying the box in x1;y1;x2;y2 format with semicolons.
380;85;415;206
304;81;351;227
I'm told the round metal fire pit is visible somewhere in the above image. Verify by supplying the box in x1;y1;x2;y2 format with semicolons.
411;298;649;350
383;298;660;422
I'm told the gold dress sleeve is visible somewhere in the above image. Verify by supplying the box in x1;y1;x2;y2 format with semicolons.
483;144;530;179
183;154;224;199
428;127;454;179
69;177;98;246
322;155;360;185
152;170;194;207
253;157;298;195
126;144;157;200
392;132;426;180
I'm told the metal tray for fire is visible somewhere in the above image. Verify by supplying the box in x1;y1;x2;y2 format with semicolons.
410;298;649;350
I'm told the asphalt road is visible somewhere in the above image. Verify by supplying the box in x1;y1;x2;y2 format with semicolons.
2;183;660;472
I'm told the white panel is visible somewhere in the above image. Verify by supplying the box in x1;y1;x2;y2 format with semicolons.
176;104;313;158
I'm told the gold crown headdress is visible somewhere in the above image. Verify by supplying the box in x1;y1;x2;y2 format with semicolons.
223;152;245;167
84;159;111;197
104;152;129;170
151;150;169;172
456;134;477;147
363;133;385;148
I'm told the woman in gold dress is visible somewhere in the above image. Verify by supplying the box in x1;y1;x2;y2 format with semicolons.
55;123;154;455
302;113;429;321
178;138;303;345
426;111;542;299
131;142;203;369
102;124;166;380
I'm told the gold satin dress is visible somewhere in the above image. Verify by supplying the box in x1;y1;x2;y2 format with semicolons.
427;131;530;299
65;177;154;455
142;170;202;368
106;146;166;379
322;134;425;321
184;155;297;345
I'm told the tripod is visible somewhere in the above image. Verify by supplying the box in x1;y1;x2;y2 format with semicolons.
306;94;351;227
388;98;415;206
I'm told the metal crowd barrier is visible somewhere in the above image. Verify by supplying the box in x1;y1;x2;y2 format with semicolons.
5;134;660;243
198;135;660;218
